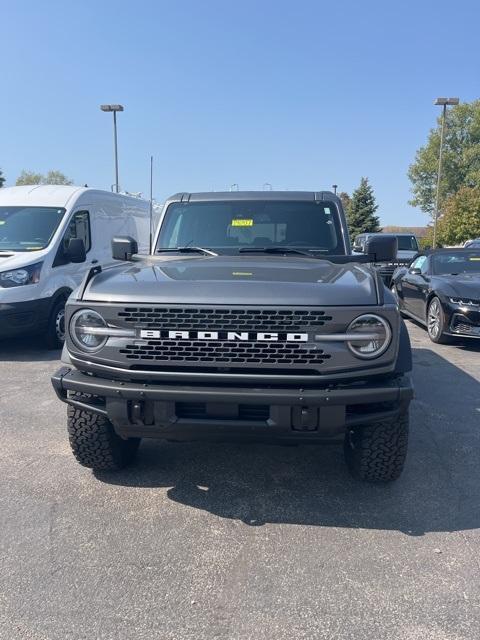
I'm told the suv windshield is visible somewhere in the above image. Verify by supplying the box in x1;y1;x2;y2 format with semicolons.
156;200;344;254
0;206;65;252
397;235;418;251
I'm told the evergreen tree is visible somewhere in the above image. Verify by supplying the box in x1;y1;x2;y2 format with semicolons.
338;191;351;216
0;169;5;188
347;177;381;238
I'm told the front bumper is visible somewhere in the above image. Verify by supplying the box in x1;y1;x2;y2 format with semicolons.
447;310;480;338
0;298;51;339
52;367;413;443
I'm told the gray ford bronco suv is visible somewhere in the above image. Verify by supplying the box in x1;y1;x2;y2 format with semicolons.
52;191;413;482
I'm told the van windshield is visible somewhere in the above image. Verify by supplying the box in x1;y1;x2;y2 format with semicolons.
0;206;66;252
156;200;344;254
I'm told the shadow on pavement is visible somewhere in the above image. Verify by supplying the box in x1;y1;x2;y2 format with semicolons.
95;347;480;536
0;335;60;362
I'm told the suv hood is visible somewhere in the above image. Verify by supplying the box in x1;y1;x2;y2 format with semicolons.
83;255;379;306
397;250;417;260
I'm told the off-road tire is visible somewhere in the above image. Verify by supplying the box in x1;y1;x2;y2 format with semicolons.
67;393;140;471
45;298;66;350
344;413;409;482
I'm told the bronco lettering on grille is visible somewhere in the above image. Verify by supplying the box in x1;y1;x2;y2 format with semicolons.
139;329;308;342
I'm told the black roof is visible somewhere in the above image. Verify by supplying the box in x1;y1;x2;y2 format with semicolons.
167;190;338;203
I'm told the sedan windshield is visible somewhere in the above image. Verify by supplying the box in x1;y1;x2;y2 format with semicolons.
433;251;480;275
156;200;344;254
0;206;65;252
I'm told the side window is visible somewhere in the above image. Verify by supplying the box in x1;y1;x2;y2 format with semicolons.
420;256;429;274
411;255;427;272
63;211;91;253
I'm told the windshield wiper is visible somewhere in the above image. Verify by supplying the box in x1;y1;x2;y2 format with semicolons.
239;246;314;257
156;247;218;256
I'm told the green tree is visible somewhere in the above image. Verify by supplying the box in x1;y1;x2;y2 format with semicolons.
16;169;74;186
0;169;5;188
436;186;480;246
408;100;480;216
347;177;381;238
338;191;351;216
16;170;43;186
44;170;73;185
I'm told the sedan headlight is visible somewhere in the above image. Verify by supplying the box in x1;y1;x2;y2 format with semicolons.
70;309;108;352
347;314;392;359
449;297;480;309
0;262;42;288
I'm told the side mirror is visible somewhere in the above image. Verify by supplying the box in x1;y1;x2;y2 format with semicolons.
66;238;86;263
409;267;422;275
112;236;138;261
365;235;397;263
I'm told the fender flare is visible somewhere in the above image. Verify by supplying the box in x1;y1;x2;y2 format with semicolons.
395;319;412;374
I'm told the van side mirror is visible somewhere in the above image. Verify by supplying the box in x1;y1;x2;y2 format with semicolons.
66;238;86;263
365;235;397;263
112;236;138;261
409;267;422;275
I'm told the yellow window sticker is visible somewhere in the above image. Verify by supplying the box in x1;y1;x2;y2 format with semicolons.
231;219;253;227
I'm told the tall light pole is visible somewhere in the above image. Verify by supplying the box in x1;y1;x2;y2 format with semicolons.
332;184;338;195
432;97;459;248
100;104;124;193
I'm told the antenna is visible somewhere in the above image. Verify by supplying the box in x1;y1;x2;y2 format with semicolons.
149;155;153;253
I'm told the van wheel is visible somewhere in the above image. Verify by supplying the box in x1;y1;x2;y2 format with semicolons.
45;298;66;350
344;413;409;482
67;394;140;471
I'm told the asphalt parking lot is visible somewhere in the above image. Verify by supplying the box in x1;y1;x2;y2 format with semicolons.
1;322;480;640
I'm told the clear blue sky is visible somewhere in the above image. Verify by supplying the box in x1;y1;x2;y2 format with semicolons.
2;0;479;226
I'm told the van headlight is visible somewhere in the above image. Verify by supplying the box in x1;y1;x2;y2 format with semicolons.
346;314;392;359
0;262;42;288
70;309;108;352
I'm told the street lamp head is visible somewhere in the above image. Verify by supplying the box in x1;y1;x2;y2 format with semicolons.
100;104;124;112
434;97;459;106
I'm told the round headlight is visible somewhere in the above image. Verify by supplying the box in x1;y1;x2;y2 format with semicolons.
70;309;108;352
347;314;392;359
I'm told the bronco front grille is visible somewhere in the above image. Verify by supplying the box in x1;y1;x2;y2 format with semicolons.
117;307;332;332
114;305;334;372
119;339;330;366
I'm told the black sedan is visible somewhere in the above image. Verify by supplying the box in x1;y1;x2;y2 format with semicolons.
391;248;480;343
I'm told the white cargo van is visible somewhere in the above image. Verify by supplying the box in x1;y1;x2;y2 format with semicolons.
0;185;150;348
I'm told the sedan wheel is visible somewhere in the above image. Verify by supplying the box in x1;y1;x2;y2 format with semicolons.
427;297;451;344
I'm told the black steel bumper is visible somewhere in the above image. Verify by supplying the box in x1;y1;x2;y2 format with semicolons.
52;367;413;443
0;298;51;339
